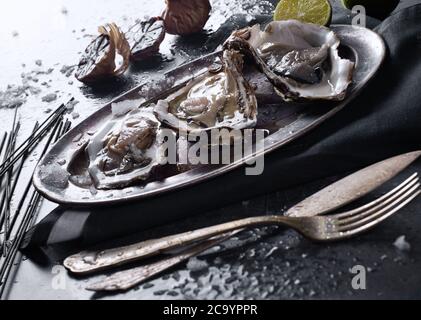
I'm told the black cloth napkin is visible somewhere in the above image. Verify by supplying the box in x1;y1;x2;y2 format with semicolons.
23;5;421;252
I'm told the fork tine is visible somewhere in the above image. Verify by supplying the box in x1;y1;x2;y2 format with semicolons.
338;189;421;239
336;185;420;233
336;178;419;225
334;173;418;219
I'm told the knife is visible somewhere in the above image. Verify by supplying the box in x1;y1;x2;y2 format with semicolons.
86;231;239;292
64;150;421;275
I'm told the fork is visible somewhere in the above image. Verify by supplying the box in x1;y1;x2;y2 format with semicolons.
85;174;420;292
65;173;420;275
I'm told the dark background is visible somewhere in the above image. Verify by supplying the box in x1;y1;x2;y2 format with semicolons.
1;0;420;300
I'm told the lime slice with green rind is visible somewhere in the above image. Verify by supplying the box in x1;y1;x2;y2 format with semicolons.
273;0;332;26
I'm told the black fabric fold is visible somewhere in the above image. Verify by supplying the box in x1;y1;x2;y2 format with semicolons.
23;5;421;252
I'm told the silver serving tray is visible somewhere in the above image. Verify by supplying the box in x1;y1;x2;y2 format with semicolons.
33;25;386;207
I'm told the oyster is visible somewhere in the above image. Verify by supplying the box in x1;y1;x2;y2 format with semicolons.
86;108;165;190
224;20;354;101
154;49;258;133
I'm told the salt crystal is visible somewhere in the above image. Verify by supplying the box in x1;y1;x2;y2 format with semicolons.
264;247;278;258
393;235;411;251
38;163;70;189
187;257;208;272
42;93;57;103
66;99;79;112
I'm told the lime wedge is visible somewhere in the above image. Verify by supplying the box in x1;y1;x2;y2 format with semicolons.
273;0;332;26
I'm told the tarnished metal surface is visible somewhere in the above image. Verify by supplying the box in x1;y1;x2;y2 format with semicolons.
64;152;420;275
33;25;386;206
86;231;239;292
71;173;420;290
286;151;421;217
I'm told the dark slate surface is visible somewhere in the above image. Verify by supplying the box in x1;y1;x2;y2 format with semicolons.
1;0;420;300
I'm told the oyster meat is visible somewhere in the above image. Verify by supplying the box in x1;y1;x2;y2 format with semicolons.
86;108;165;190
154;49;258;133
224;20;354;101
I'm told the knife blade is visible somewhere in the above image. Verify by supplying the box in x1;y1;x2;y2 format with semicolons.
64;150;421;275
286;150;421;217
86;231;239;292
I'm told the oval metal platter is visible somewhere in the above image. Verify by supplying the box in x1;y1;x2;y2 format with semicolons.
33;25;386;207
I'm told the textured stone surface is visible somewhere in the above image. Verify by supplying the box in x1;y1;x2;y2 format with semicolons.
1;0;420;300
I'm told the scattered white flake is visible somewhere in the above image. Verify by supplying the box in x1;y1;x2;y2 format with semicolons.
66;99;79;112
41;93;57;103
57;158;66;166
264;247;278;258
187;257;208;272
72;133;83;143
71;111;80;119
60;65;76;77
393;236;411;251
111;100;139;117
38;163;70;189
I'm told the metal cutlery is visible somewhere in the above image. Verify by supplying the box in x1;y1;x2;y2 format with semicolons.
64;151;421;275
86;231;240;292
86;173;420;292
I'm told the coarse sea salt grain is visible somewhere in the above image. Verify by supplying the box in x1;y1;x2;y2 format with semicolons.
393;235;411;251
111;100;138;116
42;93;57;103
187;257;208;272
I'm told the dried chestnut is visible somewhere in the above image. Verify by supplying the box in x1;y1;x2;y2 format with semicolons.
162;0;211;35
76;23;130;84
125;17;166;61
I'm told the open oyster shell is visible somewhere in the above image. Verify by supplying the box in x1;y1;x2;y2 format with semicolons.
86;108;165;190
224;20;355;101
154;49;258;134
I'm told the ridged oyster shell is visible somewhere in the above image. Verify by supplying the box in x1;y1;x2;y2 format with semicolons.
86;108;165;190
225;20;354;101
154;49;258;133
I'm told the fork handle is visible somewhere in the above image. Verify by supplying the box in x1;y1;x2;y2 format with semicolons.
64;215;295;274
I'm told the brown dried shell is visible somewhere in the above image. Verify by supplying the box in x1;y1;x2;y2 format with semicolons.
76;23;131;84
162;0;211;35
125;17;166;61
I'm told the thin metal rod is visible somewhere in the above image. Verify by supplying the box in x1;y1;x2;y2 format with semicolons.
0;133;7;157
0;117;68;296
0;112;20;257
4;118;63;242
0;103;67;178
0;123;39;241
